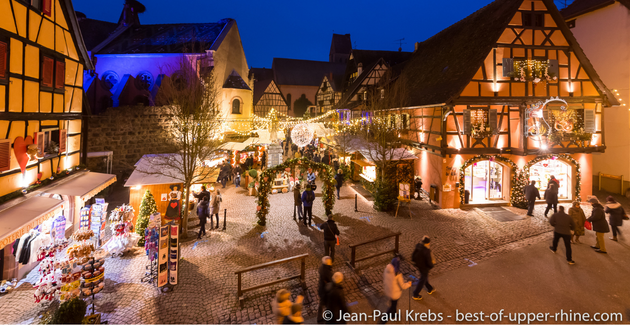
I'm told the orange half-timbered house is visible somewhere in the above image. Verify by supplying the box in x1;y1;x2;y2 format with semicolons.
394;0;617;209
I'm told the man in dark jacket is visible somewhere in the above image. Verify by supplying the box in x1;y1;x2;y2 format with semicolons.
412;236;435;300
294;184;303;221
587;197;610;253
193;186;210;203
524;181;541;216
544;182;559;217
326;272;349;324
321;215;340;261
334;170;344;200
317;257;333;323
604;196;625;241
196;197;210;239
549;206;576;264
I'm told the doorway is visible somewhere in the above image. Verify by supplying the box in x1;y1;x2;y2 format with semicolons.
465;161;504;202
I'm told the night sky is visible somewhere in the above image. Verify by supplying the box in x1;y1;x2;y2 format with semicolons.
72;0;573;68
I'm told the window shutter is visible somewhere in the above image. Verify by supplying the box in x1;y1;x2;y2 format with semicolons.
0;41;7;80
548;60;559;79
583;109;596;133
55;61;65;89
42;57;54;88
59;129;67;154
36;132;45;156
489;109;498;134
42;0;51;16
502;58;513;77
0;139;10;172
463;109;471;135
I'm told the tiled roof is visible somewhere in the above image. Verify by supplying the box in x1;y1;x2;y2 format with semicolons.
560;0;627;19
96;20;231;54
223;70;251;90
249;67;274;82
272;58;346;87
253;79;273;104
76;15;118;51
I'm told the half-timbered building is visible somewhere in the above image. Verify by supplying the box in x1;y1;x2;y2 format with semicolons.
394;0;617;208
0;0;116;280
250;67;288;117
315;73;343;114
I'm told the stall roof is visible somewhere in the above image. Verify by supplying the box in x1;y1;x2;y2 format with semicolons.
219;142;249;151
44;172;117;200
0;197;64;248
359;148;417;163
125;154;219;187
351;159;375;168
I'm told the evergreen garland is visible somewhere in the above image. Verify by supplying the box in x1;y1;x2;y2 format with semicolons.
136;190;158;246
255;157;335;226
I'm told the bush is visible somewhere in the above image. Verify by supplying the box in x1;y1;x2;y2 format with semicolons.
248;169;258;178
50;298;86;324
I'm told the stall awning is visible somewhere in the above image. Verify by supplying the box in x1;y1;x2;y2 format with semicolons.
351;159;375;168
219;142;249;151
46;172;117;200
0;197;63;248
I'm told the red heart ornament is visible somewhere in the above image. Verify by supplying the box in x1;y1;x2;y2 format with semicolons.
170;202;178;209
13;136;34;174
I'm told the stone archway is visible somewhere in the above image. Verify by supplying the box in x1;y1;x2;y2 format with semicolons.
255;157;336;226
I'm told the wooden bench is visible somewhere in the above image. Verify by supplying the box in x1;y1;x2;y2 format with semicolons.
234;253;308;307
347;232;401;270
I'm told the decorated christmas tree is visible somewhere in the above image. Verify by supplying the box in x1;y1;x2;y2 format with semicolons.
136;190;158;246
510;170;529;209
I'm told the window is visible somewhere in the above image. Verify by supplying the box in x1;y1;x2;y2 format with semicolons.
232;98;241;114
41;56;54;88
0;139;10;172
0;40;7;84
522;12;544;27
35;128;60;157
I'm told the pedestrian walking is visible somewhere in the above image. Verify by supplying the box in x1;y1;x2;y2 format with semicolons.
325;272;349;324
210;189;221;229
334;169;344;200
220;162;230;188
568;201;586;244
271;289;293;324
317;257;333;323
524;180;541;216
193;186;210;203
587;197;609;253
284;298;304;324
196;197;209;239
549;206;576;265
381;257;411;324
544;181;559;217
321;215;340;261
411;236;435;301
604;196;625;241
301;185;315;226
294;184;304;221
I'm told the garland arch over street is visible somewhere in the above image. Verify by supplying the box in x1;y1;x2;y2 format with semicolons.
255;157;336;226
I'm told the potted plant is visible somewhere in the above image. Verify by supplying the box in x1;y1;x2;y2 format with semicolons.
248;181;257;196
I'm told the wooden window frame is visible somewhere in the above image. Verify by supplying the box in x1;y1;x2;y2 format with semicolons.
0;139;11;172
42;0;51;16
55;60;65;90
41;55;54;89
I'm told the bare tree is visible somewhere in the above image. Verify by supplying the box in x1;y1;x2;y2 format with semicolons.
137;48;224;237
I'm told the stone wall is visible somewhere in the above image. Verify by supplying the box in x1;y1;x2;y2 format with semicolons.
87;106;175;179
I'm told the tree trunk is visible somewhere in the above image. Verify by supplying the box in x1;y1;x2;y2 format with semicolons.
181;183;192;238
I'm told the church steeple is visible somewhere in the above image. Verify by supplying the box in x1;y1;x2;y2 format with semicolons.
117;0;145;27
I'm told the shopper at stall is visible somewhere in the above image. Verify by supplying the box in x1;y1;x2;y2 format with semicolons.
197;197;209;239
604;196;625;241
210;189;222;229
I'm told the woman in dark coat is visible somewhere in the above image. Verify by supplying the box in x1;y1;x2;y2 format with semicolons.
544;182;558;217
604;196;625;241
334;169;344;200
587;197;610;253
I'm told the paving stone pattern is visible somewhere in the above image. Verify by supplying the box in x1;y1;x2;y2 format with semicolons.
1;177;591;324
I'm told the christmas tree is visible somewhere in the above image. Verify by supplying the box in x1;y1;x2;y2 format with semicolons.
136;190;158;246
510;170;529;209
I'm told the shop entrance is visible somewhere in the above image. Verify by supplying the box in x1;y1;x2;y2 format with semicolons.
529;159;572;200
464;161;504;202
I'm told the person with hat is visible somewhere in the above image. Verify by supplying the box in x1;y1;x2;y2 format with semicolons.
317;257;333;323
325;272;349;324
412;236;435;301
549;206;576;265
604;196;625;241
321;215;340;262
587;197;610;253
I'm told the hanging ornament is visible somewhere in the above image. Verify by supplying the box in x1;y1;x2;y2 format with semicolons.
291;123;314;148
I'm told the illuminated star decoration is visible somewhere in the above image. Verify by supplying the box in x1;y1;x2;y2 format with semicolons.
291;123;315;148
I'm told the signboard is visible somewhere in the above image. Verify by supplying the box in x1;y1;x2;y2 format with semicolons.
169;225;179;285
157;226;169;287
398;183;411;202
53;215;66;240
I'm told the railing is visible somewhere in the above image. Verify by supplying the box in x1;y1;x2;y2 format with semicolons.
598;172;625;196
347;232;401;269
234;253;308;307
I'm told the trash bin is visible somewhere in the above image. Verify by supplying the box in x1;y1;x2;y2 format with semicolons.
464;190;470;204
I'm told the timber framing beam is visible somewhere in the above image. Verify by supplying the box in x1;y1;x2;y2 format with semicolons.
0;113;82;120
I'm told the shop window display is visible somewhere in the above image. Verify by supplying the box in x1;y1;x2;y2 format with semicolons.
529;159;571;199
464;161;504;202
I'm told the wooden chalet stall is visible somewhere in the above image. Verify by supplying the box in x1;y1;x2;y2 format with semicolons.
392;0;617;208
125;155;218;225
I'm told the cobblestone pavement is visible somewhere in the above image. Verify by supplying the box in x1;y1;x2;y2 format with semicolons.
2;176;596;324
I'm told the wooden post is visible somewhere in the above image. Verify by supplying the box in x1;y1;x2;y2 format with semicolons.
223;209;227;230
354;194;358;212
293;205;296;220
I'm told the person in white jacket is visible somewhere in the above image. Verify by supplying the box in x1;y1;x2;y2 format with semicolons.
381;257;411;324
